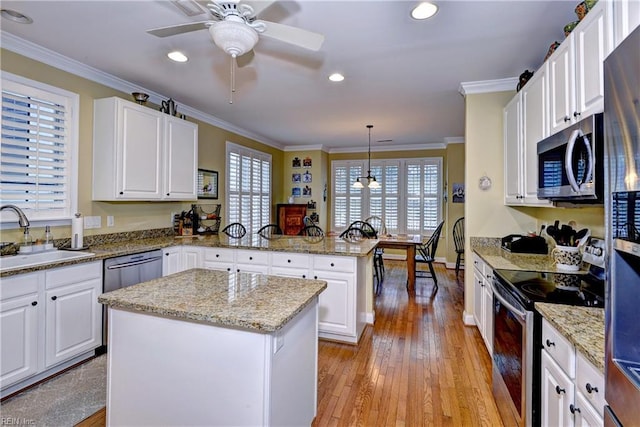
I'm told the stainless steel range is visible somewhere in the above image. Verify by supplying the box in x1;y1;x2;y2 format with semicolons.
491;239;606;427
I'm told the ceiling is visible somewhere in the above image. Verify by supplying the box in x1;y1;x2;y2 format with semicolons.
0;0;577;151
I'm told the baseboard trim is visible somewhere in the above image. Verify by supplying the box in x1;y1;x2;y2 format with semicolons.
463;311;476;326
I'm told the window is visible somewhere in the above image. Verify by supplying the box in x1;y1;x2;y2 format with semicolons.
226;142;271;233
1;73;79;225
331;157;442;235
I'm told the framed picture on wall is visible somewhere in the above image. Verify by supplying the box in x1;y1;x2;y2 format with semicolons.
197;169;218;199
302;171;312;183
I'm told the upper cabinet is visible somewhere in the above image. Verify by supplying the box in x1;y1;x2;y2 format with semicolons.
548;0;612;134
612;0;640;48
92;97;198;201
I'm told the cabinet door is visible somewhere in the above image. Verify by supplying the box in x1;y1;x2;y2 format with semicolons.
163;247;182;276
164;117;197;200
45;279;102;367
481;277;493;355
473;267;483;328
548;39;576;134
313;270;354;337
574;1;610;121
504;94;523;204
574;392;604;427
612;0;640;48
202;247;234;272
0;293;39;387
118;103;163;199
541;350;574;427
182;247;202;271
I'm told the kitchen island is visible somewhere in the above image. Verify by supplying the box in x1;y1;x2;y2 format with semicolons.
98;268;327;427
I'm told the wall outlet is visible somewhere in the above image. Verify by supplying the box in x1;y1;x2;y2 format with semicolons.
107;216;114;227
84;216;101;229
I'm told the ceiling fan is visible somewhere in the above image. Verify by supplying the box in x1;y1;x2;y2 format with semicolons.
147;0;325;59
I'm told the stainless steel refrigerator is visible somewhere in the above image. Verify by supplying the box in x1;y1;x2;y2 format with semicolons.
604;25;640;427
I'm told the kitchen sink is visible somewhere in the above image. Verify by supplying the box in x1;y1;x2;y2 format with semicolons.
0;250;95;273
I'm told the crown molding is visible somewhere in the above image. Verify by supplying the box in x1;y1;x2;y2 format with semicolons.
1;31;283;150
329;142;447;154
444;137;465;145
283;144;326;152
458;77;518;97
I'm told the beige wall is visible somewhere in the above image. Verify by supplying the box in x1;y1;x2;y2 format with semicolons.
445;143;465;266
463;90;605;321
281;150;327;230
0;49;285;242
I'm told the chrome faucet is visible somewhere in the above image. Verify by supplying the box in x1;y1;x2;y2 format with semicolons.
1;204;30;228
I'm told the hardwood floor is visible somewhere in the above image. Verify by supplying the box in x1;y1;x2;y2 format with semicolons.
77;261;502;427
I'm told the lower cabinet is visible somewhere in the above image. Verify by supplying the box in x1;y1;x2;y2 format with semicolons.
540;318;604;427
472;253;493;354
0;261;102;397
163;246;202;275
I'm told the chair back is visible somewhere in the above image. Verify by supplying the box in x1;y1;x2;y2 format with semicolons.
418;220;445;260
340;226;366;242
222;222;246;238
364;216;387;236
257;224;282;239
303;216;315;227
298;225;324;237
453;217;464;253
346;221;377;238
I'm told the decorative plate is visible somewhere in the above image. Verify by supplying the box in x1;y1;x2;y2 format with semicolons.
478;175;492;191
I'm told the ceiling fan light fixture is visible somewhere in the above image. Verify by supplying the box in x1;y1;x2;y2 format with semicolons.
329;73;345;82
167;51;189;62
0;9;33;24
209;19;258;57
411;2;438;20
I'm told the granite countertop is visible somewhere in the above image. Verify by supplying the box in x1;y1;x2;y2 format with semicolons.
98;268;327;332
0;234;378;277
473;246;589;274
535;303;605;373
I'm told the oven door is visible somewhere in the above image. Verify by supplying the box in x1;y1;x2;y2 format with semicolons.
492;279;535;427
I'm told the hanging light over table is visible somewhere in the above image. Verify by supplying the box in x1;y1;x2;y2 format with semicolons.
353;125;380;189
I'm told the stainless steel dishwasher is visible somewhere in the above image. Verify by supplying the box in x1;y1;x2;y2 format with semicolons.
102;249;163;347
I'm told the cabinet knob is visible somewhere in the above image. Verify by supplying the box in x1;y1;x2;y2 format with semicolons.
165;253;169;256
119;191;124;195
287;259;291;263
478;280;483;286
546;339;555;347
569;404;580;414
236;269;240;272
216;254;220;258
31;301;38;306
51;296;57;301
314;276;318;280
226;267;231;272
555;385;565;395
573;111;581;118
585;383;599;394
474;261;478;265
249;256;253;260
564;116;571;122
302;275;306;278
330;263;334;267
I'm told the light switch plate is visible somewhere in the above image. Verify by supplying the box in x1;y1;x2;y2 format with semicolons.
84;216;102;229
107;216;114;227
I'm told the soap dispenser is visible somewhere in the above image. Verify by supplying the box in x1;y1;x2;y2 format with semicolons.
43;225;54;250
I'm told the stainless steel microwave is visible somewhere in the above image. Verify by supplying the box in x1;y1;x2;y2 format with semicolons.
537;113;604;203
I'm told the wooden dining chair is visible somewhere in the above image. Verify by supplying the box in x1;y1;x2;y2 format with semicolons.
298;225;325;243
364;216;387;289
222;222;246;238
257;224;282;239
344;221;384;293
452;217;465;277
413;220;445;294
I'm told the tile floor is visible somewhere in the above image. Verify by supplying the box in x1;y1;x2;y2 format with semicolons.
1;355;106;426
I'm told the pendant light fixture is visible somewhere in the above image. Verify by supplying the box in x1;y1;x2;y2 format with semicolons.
353;125;380;189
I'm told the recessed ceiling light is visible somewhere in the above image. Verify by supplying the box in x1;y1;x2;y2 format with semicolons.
167;51;188;62
329;73;345;82
411;2;438;20
0;9;33;24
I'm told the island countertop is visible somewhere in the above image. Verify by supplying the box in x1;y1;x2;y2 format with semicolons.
98;268;327;332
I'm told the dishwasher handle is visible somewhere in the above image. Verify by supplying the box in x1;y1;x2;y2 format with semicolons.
106;256;163;270
491;280;527;322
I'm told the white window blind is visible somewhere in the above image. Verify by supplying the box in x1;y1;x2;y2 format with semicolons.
332;157;442;235
1;74;78;224
226;142;271;233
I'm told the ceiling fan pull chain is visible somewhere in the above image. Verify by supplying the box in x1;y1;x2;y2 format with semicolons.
229;54;236;104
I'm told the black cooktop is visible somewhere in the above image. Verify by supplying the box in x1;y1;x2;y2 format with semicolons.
494;269;605;309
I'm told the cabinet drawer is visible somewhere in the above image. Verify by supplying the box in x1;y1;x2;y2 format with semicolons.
542;319;576;377
236;250;269;265
313;255;355;273
271;252;310;268
576;351;605;416
45;261;102;289
203;248;234;263
0;272;40;300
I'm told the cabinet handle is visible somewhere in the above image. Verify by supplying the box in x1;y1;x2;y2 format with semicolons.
314;276;318;280
226;267;231;272
569;404;580;414
478;280;483;286
330;263;334;267
573;111;581;118
236;269;240;272
555;385;565;395
51;296;57;301
31;301;38;306
119;191;124;195
585;383;599;394
564;116;571;122
474;261;478;265
166;193;170;196
165;253;169;256
302;275;306;278
546;339;555;347
287;259;291;263
249;256;253;260
486;275;492;280
216;254;220;258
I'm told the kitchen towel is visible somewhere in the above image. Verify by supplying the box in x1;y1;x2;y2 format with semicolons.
71;213;84;249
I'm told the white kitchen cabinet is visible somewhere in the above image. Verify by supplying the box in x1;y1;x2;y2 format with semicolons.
548;1;612;134
472;253;493;354
0;272;41;389
181;246;202;271
235;249;269;274
163;246;182;276
202;247;235;272
313;269;354;338
612;0;640;50
270;252;310;279
504;93;523;204
92;97;198;201
540;318;604;427
44;262;102;368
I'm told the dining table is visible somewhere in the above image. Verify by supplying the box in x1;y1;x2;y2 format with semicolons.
376;234;424;292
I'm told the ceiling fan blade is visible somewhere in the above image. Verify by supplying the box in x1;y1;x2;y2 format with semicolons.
241;0;276;17
147;21;210;38
257;20;325;51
